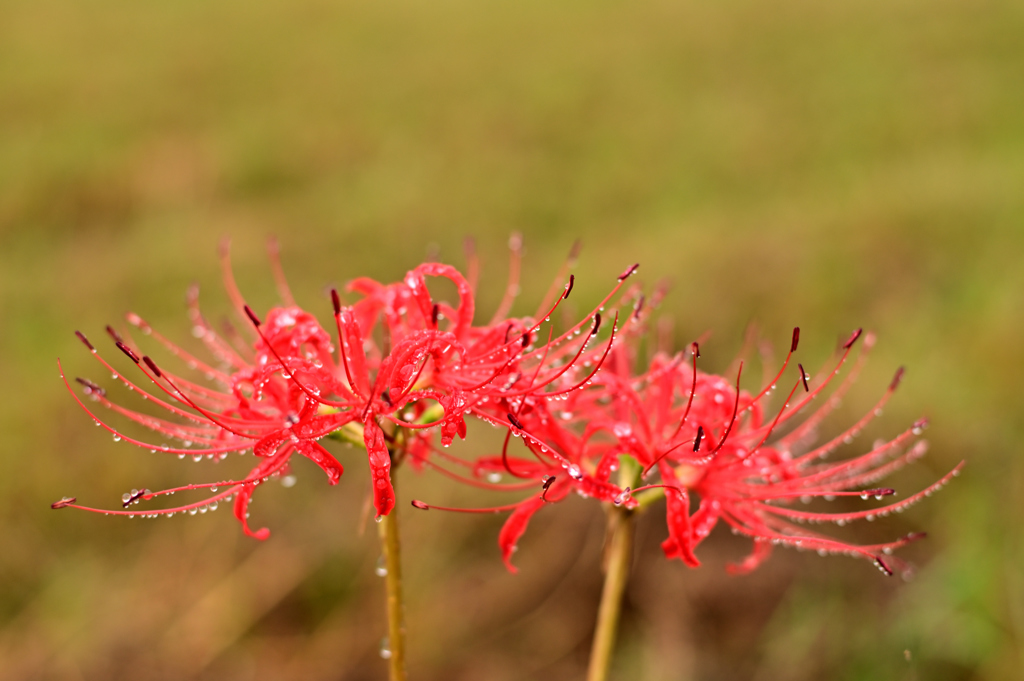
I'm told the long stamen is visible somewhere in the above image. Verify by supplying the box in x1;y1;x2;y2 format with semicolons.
488;232;523;325
707;362;744;455
266;236;296;306
410;498;535;514
534;240;582;317
740;327;800;416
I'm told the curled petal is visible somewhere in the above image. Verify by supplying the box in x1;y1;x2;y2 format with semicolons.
498;494;547;573
363;418;395;517
296;440;344;485
661;485;700;567
726;538;773;575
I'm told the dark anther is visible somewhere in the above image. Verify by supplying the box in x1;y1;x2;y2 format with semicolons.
507;413;524;430
568;239;583;263
504;322;514;344
51;497;76;509
75;377;105;396
331;288;341;315
798;363;809;392
142;356;162;377
691;341;700;359
122;489;146;508
563;273;575;300
842;328;863;350
75;331;95;351
116;341;141;364
243;305;262;327
521;332;530;349
634;295;645;320
431;303;440;326
890;366;906;391
618;263;640;281
106;325;124;344
411;500;429;510
693;426;705;452
592;313;602;335
865;487;896;497
874;556;894;576
791;327;801;353
381;390;392;406
541;475;557;501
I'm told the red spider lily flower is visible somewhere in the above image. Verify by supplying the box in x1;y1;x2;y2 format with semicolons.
432;323;961;577
56;256;353;538
621;330;964;577
54;237;642;538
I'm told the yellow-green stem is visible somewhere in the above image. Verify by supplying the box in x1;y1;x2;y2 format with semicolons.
586;504;635;681
378;496;408;681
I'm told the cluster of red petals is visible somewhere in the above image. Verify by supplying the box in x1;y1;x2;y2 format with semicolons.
460;323;962;577
56;238;638;541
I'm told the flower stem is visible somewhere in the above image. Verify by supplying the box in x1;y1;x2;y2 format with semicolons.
378;495;408;681
586;504;635;681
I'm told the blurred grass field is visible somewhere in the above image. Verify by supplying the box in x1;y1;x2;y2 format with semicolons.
1;0;1023;679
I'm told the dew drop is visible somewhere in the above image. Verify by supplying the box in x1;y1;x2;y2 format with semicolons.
375;555;388;577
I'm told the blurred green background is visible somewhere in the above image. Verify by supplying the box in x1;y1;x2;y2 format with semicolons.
1;0;1021;679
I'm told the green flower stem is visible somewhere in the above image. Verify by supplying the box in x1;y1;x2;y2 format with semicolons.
586;455;642;681
586;503;636;681
378;487;408;681
324;404;445;680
